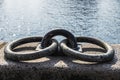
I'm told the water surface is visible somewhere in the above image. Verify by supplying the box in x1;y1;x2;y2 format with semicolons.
0;0;120;43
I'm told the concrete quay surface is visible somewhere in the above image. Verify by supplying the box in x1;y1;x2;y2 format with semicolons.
0;42;119;80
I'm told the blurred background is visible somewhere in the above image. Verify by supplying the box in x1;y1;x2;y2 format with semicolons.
0;0;120;43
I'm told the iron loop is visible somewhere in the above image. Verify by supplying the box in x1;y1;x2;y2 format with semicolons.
60;37;115;62
4;37;58;61
41;29;78;49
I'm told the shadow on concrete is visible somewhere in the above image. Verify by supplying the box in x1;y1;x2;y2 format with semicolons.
5;44;117;66
3;43;118;80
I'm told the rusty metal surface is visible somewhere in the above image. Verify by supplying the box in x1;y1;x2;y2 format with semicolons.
60;37;115;62
4;37;58;61
0;42;119;80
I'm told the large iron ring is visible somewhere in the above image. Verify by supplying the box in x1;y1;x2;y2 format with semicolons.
4;37;58;61
60;37;115;62
41;29;78;49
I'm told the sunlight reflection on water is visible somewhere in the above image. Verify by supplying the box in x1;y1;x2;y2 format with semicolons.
0;0;120;43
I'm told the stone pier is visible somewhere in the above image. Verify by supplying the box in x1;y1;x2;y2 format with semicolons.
0;42;119;80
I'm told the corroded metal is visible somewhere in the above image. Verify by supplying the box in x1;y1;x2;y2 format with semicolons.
60;37;115;62
4;29;115;62
41;29;78;49
4;37;58;61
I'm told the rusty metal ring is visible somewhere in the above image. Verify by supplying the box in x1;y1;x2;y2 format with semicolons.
60;37;115;62
41;29;78;49
4;37;58;61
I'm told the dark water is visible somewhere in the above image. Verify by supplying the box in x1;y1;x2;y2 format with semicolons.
0;0;120;43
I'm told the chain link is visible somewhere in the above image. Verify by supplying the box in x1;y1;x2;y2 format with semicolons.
60;37;115;62
4;37;58;61
4;29;115;62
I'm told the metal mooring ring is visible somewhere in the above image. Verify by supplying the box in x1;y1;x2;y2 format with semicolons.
41;29;78;49
4;37;58;61
60;37;115;62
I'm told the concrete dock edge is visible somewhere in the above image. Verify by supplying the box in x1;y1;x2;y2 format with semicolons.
0;42;119;80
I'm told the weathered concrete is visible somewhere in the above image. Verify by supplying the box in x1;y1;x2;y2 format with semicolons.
0;42;120;80
0;42;6;49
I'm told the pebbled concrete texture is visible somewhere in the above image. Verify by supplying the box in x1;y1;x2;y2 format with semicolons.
0;42;119;80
